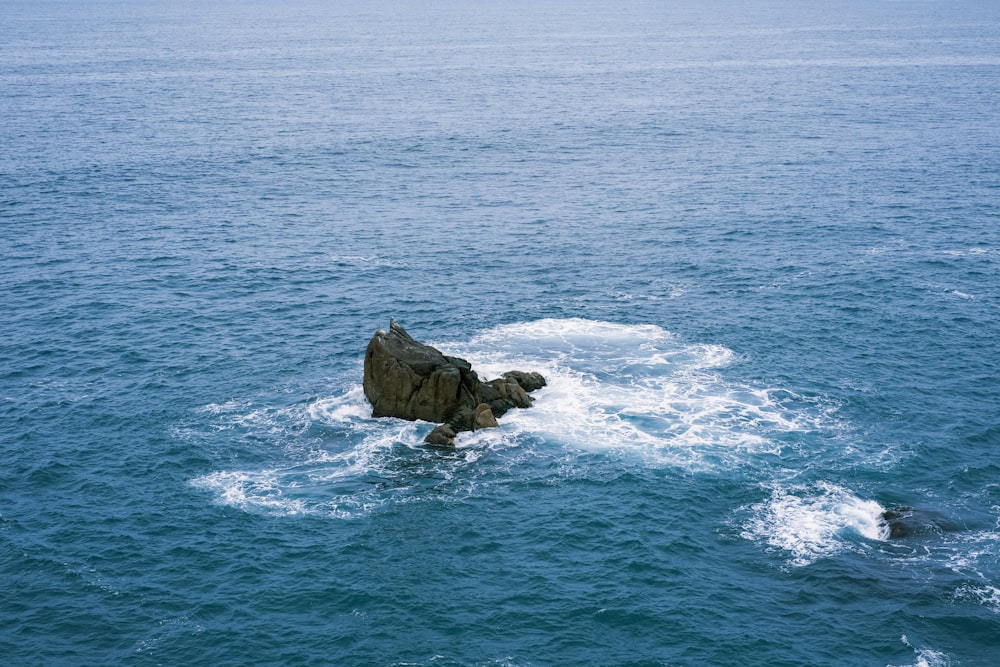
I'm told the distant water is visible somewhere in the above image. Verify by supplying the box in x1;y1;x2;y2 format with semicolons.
3;0;1000;664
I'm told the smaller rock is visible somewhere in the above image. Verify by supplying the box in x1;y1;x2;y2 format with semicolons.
504;370;547;393
474;403;499;429
425;424;457;447
480;376;533;417
880;506;959;539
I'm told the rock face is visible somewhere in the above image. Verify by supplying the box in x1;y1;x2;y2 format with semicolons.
363;320;546;446
363;320;479;424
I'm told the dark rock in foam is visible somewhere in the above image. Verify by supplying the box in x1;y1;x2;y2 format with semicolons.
880;506;960;539
363;320;546;446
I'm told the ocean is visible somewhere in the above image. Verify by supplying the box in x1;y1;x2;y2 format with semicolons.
2;0;999;664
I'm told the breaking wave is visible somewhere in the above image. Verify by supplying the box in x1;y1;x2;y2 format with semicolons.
740;482;889;567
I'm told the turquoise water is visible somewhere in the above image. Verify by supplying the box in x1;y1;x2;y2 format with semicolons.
3;0;1000;664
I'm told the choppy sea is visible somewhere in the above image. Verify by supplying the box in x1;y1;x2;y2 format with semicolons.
3;0;1000;664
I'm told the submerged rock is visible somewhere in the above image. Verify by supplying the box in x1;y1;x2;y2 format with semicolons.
880;506;959;539
363;320;545;446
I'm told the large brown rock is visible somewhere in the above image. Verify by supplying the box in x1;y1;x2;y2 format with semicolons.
362;321;546;446
363;320;479;424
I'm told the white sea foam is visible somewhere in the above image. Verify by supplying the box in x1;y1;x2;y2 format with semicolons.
193;319;835;515
888;635;953;667
307;385;371;423
741;482;888;567
199;399;250;416
955;584;1000;613
938;526;1000;613
189;410;436;518
448;318;827;468
190;470;311;516
942;529;1000;577
190;386;502;517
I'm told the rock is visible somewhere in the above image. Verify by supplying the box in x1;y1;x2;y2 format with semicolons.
504;370;547;393
424;424;457;448
880;506;959;539
363;320;480;424
881;508;913;539
362;321;545;446
474;403;499;429
480;373;543;418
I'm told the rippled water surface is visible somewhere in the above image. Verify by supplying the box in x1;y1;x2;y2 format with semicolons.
3;0;1000;664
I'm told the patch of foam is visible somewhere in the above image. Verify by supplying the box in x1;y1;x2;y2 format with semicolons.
446;319;829;468
199;399;251;416
458;318;677;361
196;398;310;443
955;584;1000;613
888;635;953;667
740;482;888;567
938;526;1000;613
942;529;1000;577
191;392;506;518
191;319;839;516
308;385;371;423
191;388;404;517
190;469;311;516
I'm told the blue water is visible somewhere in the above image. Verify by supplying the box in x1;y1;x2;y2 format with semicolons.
3;0;1000;664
